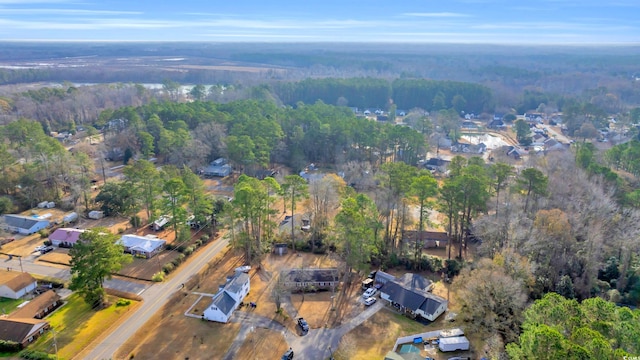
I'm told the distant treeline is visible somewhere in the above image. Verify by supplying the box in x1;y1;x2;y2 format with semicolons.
272;78;493;114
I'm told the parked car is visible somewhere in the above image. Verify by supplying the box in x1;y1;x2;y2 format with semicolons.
368;270;377;279
40;246;54;254
34;245;46;252
448;357;470;360
281;348;294;360
297;317;309;332
364;297;376;306
362;287;377;298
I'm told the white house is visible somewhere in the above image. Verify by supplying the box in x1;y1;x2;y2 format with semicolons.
117;235;166;258
0;271;38;299
2;215;49;235
203;271;250;323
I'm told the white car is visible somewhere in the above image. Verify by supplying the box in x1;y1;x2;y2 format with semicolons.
362;287;377;298
34;245;46;252
364;297;377;306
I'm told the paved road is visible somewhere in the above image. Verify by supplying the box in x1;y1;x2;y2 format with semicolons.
4;254;149;295
81;236;230;360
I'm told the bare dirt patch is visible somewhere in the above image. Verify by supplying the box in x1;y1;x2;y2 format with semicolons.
235;328;289;360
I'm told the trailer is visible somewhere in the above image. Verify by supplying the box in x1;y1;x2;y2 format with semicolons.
438;336;470;352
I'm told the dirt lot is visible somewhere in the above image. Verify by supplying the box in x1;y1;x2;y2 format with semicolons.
235;327;289;359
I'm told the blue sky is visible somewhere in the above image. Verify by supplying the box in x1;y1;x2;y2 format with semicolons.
0;0;638;44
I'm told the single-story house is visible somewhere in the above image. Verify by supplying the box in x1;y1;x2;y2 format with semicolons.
505;145;526;160
488;119;506;129
543;138;567;153
402;230;449;249
423;158;450;173
531;133;548;146
49;228;85;247
117;235;166;258
10;290;62;319
0;271;38;299
461;121;478;129
451;142;487;154
281;268;339;291
203;271;250;323
379;273;446;322
2;215;50;235
0;318;50;347
201;158;232;177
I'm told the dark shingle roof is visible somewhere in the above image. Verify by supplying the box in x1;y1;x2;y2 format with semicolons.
419;294;447;316
3;215;42;230
382;282;427;311
282;268;339;283
0;318;48;343
396;273;433;292
212;291;236;316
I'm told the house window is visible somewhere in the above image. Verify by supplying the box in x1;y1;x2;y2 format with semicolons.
39;329;44;334
28;336;34;342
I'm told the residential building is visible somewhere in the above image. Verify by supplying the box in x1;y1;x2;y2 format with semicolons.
2;215;50;235
280;268;339;291
203;271;250;323
0;318;49;347
201;158;232;177
49;228;85;247
10;290;62;319
117;234;166;258
0;271;37;299
402;230;448;249
379;273;447;322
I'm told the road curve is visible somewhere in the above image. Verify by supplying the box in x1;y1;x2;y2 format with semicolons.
81;236;230;360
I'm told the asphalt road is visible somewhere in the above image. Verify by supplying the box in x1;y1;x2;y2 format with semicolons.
4;254;148;295
81;236;230;360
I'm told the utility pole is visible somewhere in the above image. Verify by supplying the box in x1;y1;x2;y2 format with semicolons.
52;328;59;360
0;252;23;272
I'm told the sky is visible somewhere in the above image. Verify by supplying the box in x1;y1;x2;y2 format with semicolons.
0;0;638;44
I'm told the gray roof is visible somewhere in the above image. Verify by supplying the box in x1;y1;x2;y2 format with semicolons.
383;278;446;315
3;215;48;230
382;282;428;311
226;273;249;294
374;271;396;284
419;294;446;315
396;273;433;292
211;291;237;316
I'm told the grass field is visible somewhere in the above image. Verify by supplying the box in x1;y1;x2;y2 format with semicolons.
0;297;24;315
337;309;439;360
33;293;139;359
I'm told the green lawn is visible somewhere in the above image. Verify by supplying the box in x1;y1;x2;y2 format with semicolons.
0;297;24;315
32;293;139;359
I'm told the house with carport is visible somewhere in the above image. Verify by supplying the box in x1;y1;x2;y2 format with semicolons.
117;234;166;259
203;271;250;323
0;271;37;299
2;215;49;235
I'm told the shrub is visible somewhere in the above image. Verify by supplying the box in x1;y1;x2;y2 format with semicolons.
134;253;147;259
182;246;194;256
116;298;131;307
0;339;21;352
200;234;210;243
117;228;125;234
194;239;203;247
172;254;185;266
152;272;165;282
19;349;56;360
162;262;175;274
43;240;52;246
